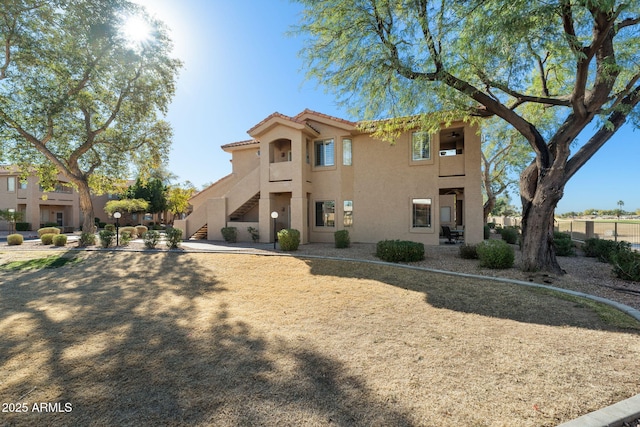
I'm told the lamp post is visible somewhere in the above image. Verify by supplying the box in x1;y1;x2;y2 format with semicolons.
270;211;279;250
8;208;15;234
113;212;121;247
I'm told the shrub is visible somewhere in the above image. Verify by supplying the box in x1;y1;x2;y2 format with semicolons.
99;230;115;248
105;224;116;232
582;238;631;263
98;222;107;229
476;240;515;269
375;240;425;263
120;231;132;246
143;230;160;249
7;234;23;246
611;248;640;282
334;229;350;248
483;225;490;240
53;234;67;246
78;232;96;247
247;226;259;243
221;227;237;243
459;243;479;259
166;227;183;249
553;231;575;256
37;227;61;238
277;228;301;251
43;222;58;227
40;233;55;245
16;222;30;231
135;225;148;236
500;226;519;244
119;226;137;239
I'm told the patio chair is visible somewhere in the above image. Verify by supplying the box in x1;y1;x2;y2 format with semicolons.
441;225;460;244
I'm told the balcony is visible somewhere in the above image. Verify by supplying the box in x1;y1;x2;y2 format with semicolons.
269;161;293;182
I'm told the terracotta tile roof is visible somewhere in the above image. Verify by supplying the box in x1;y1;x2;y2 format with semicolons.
221;139;259;150
247;112;305;135
293;108;356;126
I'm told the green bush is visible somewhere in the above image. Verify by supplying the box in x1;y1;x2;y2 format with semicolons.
43;222;58;227
483;225;490;240
553;231;575;256
120;231;132;246
98;222;107;229
166;227;183;249
334;229;350;248
221;227;237;243
582;238;631;263
500;227;519;244
37;227;61;238
476;240;515;269
143;230;160;249
16;222;30;231
277;228;301;251
247;226;259;243
105;224;116;232
375;240;425;263
99;230;115;248
7;234;23;246
611;248;640;282
40;233;55;245
78;232;96;247
53;234;67;246
459;243;479;259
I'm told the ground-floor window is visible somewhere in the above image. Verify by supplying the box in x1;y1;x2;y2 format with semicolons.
343;200;353;227
315;200;335;227
412;198;432;228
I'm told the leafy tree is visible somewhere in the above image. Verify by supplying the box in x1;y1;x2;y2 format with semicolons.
294;0;640;273
481;118;533;223
0;0;181;233
124;177;167;213
104;198;149;215
166;181;196;223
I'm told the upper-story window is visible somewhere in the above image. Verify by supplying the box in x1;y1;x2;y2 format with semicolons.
7;176;16;192
19;180;27;190
343;139;352;166
412;131;431;161
315;139;334;167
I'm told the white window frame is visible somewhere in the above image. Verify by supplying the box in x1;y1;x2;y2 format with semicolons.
412;198;432;228
315;139;335;167
315;200;336;227
343;139;352;166
411;132;431;161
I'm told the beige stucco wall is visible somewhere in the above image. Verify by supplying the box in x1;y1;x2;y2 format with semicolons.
182;112;484;245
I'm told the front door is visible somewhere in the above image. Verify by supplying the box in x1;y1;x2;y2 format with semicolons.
56;212;63;226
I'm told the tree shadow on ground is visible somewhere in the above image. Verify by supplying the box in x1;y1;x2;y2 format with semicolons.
301;257;640;333
0;251;414;426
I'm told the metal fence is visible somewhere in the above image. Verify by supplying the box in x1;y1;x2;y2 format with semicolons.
555;220;640;250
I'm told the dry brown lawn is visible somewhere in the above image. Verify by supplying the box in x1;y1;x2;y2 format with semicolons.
1;250;639;426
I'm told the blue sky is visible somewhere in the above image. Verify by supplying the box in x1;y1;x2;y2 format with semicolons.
135;0;639;214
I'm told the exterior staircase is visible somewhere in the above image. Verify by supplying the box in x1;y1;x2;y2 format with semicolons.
229;192;260;221
190;224;208;240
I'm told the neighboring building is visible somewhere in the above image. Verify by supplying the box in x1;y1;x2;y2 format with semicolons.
0;166;80;232
175;109;484;245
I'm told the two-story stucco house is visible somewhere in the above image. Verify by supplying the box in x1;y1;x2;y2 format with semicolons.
175;109;484;246
0;166;80;231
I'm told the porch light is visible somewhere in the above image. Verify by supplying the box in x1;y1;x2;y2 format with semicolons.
270;211;279;250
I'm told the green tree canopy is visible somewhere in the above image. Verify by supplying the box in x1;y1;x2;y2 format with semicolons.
0;0;181;232
104;198;149;215
294;0;640;272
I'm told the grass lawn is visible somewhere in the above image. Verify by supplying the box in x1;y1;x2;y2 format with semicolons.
1;251;639;426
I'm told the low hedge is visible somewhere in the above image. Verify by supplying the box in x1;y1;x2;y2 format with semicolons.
118;226;138;239
7;234;23;246
334;230;350;248
375;240;425;263
16;222;30;231
135;225;148;237
277;228;300;251
221;227;237;243
611;249;640;282
459;243;479;259
553;231;575;256
476;239;515;269
38;227;61;238
500;227;519;245
41;233;56;245
53;234;68;246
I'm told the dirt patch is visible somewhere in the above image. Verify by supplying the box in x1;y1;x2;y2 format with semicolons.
1;251;639;426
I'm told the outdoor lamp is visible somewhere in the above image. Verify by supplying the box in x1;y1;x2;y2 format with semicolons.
270;211;279;249
113;212;122;247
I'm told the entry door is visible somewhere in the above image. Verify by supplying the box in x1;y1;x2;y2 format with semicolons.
56;212;63;226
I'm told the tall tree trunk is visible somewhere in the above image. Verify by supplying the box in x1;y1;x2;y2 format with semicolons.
483;196;495;224
519;164;564;273
76;179;96;234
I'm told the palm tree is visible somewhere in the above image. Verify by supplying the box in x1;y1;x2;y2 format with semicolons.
616;200;625;218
